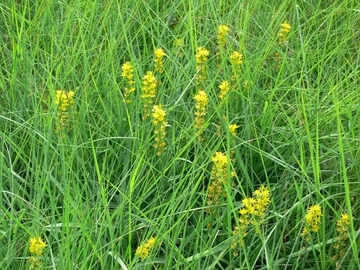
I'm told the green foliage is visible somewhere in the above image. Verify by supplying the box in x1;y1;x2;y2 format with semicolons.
1;0;360;269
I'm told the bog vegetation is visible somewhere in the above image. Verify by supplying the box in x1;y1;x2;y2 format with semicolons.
1;1;359;269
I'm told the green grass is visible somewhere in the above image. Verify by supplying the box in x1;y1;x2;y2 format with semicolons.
1;0;360;269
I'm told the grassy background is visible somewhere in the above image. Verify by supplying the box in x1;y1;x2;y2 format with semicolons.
1;0;359;269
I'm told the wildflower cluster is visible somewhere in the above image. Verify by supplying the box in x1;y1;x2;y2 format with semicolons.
54;90;75;136
332;213;351;262
195;46;210;90
206;152;235;215
28;236;47;269
301;204;322;241
278;21;291;45
232;185;270;249
154;48;166;73
193;90;208;139
135;236;157;260
141;71;157;119
152;105;167;155
217;24;229;48
121;61;136;103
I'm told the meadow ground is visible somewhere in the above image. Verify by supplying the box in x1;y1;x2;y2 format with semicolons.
1;0;360;269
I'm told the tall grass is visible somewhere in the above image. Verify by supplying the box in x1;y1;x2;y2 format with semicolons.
1;0;359;269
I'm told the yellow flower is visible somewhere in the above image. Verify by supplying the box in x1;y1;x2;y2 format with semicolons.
278;21;291;45
28;256;42;270
29;236;47;256
229;51;243;81
141;71;157;118
154;48;166;73
229;124;239;135
219;80;231;101
217;24;229;47
193;90;208;139
121;61;136;103
136;237;157;260
206;152;236;215
54;90;75;136
332;213;351;261
231;186;270;251
152;105;167;155
301;204;322;240
55;90;74;112
237;185;271;235
121;61;134;81
195;47;210;90
253;185;271;218
229;51;243;67
195;47;210;68
211;152;228;169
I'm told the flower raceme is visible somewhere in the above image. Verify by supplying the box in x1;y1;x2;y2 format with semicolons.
193;90;209;139
228;124;239;135
29;236;47;256
206;152;236;215
278;21;291;45
28;236;47;269
195;47;210;90
229;51;243;82
232;185;270;252
154;48;166;73
135;237;157;260
121;61;135;103
301;204;322;241
217;24;229;48
54;90;75;136
141;71;157;119
55;90;74;112
152;105;167;155
218;80;231;101
333;213;351;261
229;51;243;68
237;185;270;235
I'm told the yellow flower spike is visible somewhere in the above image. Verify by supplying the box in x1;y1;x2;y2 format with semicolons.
154;48;166;73
301;204;322;240
195;47;210;90
28;256;42;270
29;236;47;256
206;152;236;217
193;90;209;139
228;124;239;135
229;51;243;67
136;237;157;260
229;51;243;82
121;61;136;103
217;24;229;48
235;185;271;238
141;71;157;119
121;61;134;81
332;213;352;262
152;105;167;155
278;21;291;45
54;90;75;136
219;80;231;101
